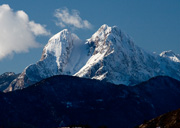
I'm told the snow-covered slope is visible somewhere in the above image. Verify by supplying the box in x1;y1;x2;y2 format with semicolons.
75;25;161;85
158;50;180;79
5;24;180;92
160;50;180;62
6;29;86;91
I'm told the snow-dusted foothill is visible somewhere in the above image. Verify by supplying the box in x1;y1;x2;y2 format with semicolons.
5;24;180;92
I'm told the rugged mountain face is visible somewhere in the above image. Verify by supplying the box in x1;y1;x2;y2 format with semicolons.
0;72;19;91
5;29;85;92
75;25;160;85
158;50;180;77
138;108;180;128
160;50;180;62
0;75;180;127
5;24;180;92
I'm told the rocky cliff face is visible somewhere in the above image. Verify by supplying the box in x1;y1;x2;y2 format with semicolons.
5;24;180;92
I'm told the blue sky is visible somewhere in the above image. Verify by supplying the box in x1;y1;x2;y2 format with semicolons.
0;0;180;74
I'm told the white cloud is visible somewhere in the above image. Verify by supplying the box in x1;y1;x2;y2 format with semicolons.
29;21;50;36
0;4;50;60
54;8;92;29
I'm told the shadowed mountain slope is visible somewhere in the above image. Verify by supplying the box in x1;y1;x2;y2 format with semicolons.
0;75;180;127
138;108;180;128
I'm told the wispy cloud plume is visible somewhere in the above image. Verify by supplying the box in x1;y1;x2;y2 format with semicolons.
54;8;92;29
0;4;50;60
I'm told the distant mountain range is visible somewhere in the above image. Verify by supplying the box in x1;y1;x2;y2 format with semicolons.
0;72;19;91
0;75;180;127
3;24;180;92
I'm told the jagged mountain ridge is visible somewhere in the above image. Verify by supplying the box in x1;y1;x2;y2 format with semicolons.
1;75;180;127
0;72;19;91
5;24;180;92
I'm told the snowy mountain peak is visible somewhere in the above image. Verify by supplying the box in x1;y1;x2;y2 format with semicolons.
41;29;79;61
49;29;70;41
160;50;175;57
87;24;130;56
39;29;83;74
90;24;122;41
5;24;180;92
160;50;180;62
96;24;121;33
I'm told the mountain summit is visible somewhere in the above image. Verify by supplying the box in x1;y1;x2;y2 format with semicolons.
5;24;180;92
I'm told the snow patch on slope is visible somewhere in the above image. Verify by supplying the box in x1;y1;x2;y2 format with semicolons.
160;50;180;62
